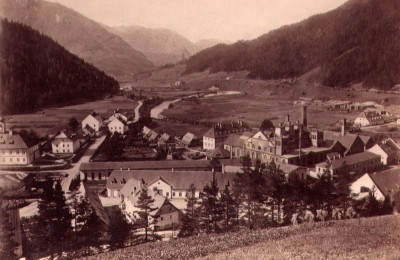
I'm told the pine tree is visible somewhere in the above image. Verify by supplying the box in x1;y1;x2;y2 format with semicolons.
53;180;72;254
265;161;285;224
37;179;72;258
198;179;223;233
220;185;238;232
136;186;157;242
365;188;382;217
178;184;199;238
0;206;17;260
109;209;132;250
380;195;393;215
80;208;103;255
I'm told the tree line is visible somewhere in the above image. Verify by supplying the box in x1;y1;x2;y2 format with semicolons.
178;156;394;237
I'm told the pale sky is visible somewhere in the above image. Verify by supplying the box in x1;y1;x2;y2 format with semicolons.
49;0;348;42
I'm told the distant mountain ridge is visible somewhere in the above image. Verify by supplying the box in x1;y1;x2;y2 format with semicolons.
111;25;225;66
111;25;200;66
186;0;400;89
1;0;154;81
0;19;119;114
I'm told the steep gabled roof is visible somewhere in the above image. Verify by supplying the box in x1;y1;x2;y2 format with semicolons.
224;134;245;147
83;183;110;226
0;133;30;149
106;170;235;191
368;169;400;197
182;132;196;145
316;151;380;170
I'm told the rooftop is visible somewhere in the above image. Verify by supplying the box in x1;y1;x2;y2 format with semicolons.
106;170;235;191
80;160;212;171
316;151;380;170
369;168;400;197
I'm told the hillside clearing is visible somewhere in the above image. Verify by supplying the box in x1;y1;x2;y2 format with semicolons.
84;215;400;260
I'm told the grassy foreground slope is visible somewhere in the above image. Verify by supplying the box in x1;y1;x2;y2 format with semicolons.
85;215;400;260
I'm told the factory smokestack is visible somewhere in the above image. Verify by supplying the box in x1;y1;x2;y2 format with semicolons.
301;105;307;127
341;118;347;136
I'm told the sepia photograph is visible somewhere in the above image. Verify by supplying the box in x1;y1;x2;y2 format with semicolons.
0;0;400;259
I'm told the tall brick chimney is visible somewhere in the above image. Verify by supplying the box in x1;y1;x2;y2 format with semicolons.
341;118;347;136
301;105;307;127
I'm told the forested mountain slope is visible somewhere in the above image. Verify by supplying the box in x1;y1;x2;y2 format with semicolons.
0;19;119;114
1;0;154;81
186;0;400;89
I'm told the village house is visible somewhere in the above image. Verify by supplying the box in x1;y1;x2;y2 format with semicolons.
106;169;234;198
350;168;400;201
142;126;159;142
203;121;249;150
354;111;384;126
157;133;176;150
51;130;82;154
368;138;400;165
111;170;234;229
79;160;213;181
108;117;128;135
0;127;40;166
220;158;307;180
180;132;198;147
311;151;381;177
108;110;128;123
151;196;183;230
82;111;104;132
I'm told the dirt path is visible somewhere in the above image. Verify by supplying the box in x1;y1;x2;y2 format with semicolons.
60;135;106;192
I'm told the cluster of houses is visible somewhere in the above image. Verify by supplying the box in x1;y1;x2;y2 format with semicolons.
78;159;234;230
141;126;200;150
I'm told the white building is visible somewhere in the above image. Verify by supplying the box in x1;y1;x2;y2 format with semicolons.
354;111;384;127
82;112;103;132
351;169;400;201
52;130;81;154
109;112;128;123
0;130;40;166
108;118;128;134
368;139;400;165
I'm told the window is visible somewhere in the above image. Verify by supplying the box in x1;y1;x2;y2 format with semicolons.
170;215;172;219
17;158;20;162
161;217;163;221
98;173;102;180
179;192;182;197
166;192;169;197
173;192;176;196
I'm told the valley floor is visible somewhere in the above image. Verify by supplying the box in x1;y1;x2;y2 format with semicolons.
84;215;400;260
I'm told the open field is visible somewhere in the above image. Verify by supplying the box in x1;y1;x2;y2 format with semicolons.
4;96;137;137
152;119;210;138
85;215;400;260
133;64;400;129
162;93;361;129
